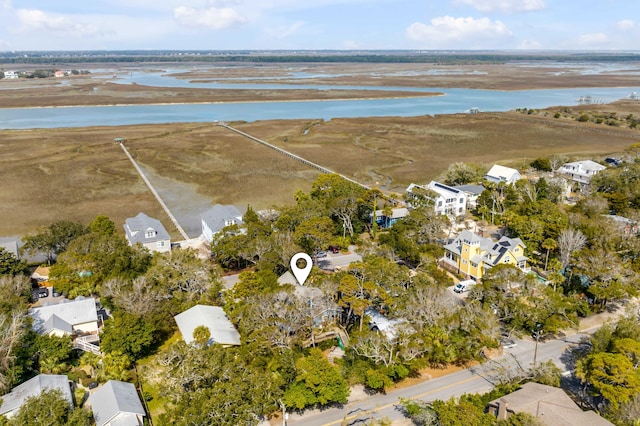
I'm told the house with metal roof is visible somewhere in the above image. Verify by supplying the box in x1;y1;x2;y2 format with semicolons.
89;380;146;426
485;164;522;185
371;207;410;229
200;204;244;242
174;305;241;347
0;374;73;418
123;212;171;253
0;239;20;259
487;382;613;425
29;297;98;337
442;230;528;280
452;184;485;209
557;160;606;186
406;181;467;217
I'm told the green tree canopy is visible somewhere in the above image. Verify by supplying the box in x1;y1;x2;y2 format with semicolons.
100;312;157;360
5;389;91;426
22;220;88;263
283;348;349;409
0;248;26;276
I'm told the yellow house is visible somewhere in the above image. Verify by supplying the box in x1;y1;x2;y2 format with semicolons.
442;230;529;280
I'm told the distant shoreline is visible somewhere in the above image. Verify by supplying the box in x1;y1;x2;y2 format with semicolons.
0;93;444;110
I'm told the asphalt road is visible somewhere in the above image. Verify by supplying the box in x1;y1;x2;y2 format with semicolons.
287;333;590;425
316;249;363;271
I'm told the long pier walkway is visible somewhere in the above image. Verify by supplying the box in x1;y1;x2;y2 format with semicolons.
217;123;371;190
119;142;190;240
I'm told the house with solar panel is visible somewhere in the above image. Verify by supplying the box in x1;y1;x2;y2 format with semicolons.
174;305;240;347
89;380;146;426
442;230;529;280
123;212;171;253
407;181;467;217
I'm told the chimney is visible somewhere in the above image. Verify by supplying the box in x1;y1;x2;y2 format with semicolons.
497;399;508;421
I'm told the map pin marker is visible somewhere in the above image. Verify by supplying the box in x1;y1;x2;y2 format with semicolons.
290;253;312;286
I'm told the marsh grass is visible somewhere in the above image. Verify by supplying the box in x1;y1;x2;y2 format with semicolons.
1;107;637;236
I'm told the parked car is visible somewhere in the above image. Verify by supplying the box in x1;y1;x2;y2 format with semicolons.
328;246;340;253
315;251;328;258
501;338;518;349
453;279;475;293
33;287;49;298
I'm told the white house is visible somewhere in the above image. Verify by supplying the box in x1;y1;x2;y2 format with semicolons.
200;204;244;242
90;380;146;426
174;305;241;347
3;71;19;79
123;213;171;253
407;181;467;217
29;297;99;337
557;160;606;186
0;374;73;418
485;165;522;185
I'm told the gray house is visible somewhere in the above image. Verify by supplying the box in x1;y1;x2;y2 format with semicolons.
200;204;244;242
0;239;20;259
123;213;171;253
90;380;145;426
29;297;99;337
0;374;73;418
174;304;241;347
487;382;613;425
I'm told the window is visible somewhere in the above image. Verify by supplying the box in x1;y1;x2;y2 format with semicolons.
224;219;235;227
514;248;519;253
471;262;478;267
157;241;165;247
462;260;468;265
145;230;155;238
438;201;443;207
459;198;464;204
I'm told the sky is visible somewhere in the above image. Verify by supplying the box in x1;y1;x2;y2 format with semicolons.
0;0;638;51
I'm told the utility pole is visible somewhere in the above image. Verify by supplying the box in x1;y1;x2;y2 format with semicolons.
532;325;543;368
279;400;287;426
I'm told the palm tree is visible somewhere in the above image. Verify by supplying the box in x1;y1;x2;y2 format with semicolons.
542;238;557;271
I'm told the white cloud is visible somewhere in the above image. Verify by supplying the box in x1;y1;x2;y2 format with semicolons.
578;32;609;46
453;0;545;13
264;21;304;39
2;0;11;9
406;16;512;48
342;40;360;49
616;19;635;31
174;4;246;29
15;9;101;37
518;39;541;49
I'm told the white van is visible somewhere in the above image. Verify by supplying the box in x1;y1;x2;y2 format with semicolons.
454;279;475;293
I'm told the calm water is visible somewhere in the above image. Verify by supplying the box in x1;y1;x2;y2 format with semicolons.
0;69;638;129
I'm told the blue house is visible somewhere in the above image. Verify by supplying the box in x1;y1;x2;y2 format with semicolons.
372;207;410;229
